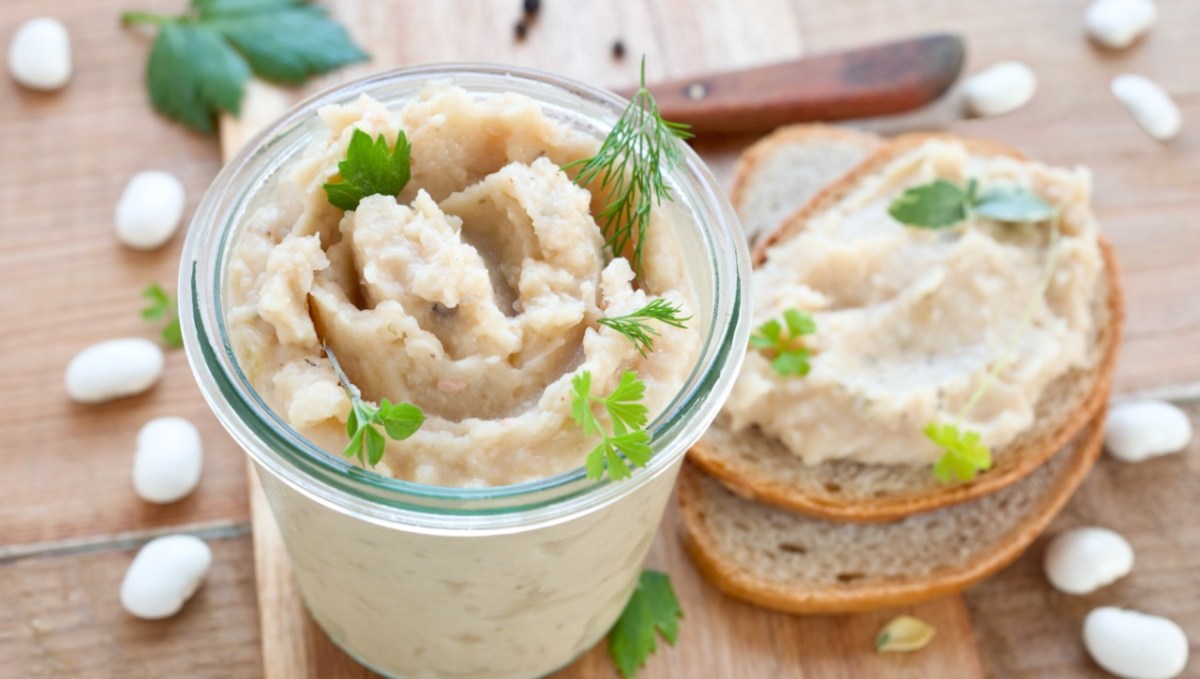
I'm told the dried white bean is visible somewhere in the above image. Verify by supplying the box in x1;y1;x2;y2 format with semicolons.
64;338;164;403
1044;527;1133;595
1111;74;1182;141
1085;0;1157;50
120;535;212;620
133;417;203;504
7;17;71;91
1084;607;1188;679
962;61;1037;117
115;171;187;250
1105;400;1192;462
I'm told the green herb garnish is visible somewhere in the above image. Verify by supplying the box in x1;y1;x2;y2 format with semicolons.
323;128;412;211
141;282;182;349
570;370;652;481
597;299;691;357
566;58;692;272
750;309;816;377
324;345;423;467
889;180;1059;482
608;569;683;678
888;177;1052;229
121;0;368;134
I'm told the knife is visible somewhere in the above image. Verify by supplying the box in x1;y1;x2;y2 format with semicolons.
618;34;965;134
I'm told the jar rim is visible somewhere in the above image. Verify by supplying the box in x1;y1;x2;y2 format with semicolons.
180;63;750;531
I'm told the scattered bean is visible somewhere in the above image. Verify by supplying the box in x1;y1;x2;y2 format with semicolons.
120;535;212;620
1085;0;1157;50
962;61;1037;117
7;17;71;91
1044;527;1133;595
64;338;164;404
1111;74;1182;141
133;417;203;504
115;171;187;250
1105;399;1192;462
1084;607;1189;679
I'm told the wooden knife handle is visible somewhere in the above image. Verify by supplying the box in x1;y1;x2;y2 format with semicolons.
621;34;965;134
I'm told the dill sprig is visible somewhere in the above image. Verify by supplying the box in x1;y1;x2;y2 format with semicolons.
567;58;692;272
597;299;691;357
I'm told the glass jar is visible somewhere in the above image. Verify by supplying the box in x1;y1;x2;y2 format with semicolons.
180;64;749;679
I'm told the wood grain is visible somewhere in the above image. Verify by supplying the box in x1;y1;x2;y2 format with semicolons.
0;532;262;678
1;0;1199;678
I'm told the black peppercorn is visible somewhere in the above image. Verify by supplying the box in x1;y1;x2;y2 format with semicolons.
523;0;541;16
514;19;528;41
611;39;626;60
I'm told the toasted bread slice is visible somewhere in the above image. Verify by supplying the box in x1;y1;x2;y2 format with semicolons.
679;410;1106;614
690;135;1125;522
730;125;880;245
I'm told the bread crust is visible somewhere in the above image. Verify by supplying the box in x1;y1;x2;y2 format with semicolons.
729;124;882;227
678;410;1107;614
690;134;1125;522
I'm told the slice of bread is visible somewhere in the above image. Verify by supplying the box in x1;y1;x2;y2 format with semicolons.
678;410;1106;614
690;134;1125;522
729;125;880;245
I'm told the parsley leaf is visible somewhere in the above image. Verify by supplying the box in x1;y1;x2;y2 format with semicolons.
750;309;816;377
141;283;183;349
571;370;653;481
608;570;683;678
888;179;969;229
925;422;993;483
122;0;367;134
323;128;412;211
597;299;691;357
326;345;424;467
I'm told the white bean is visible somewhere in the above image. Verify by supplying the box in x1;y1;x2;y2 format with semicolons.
1105;400;1192;462
1111;74;1182;141
120;535;212;620
962;61;1037;117
115;171;187;250
133;417;203;504
64;338;164;404
1085;0;1157;50
7;17;71;91
1044;527;1133;595
1084;607;1188;679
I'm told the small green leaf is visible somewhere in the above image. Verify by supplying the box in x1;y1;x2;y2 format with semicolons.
604;371;649;434
141;283;170;320
605;444;631;481
611;430;653;468
342;428;364;462
972;184;1054;223
783;309;816;337
379;400;424;440
323;128;412;211
926;421;993;483
749;319;781;349
888;179;969;229
609;570;683;678
585;444;607;481
771;349;811;377
161;318;183;349
570;372;600;436
364;426;386;466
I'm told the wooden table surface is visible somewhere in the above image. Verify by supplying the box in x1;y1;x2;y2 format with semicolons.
2;0;1198;677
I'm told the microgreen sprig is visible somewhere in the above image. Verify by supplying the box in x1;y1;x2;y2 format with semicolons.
570;370;653;481
141;282;183;349
597;299;691;357
888;179;1060;482
566;58;692;273
324;345;424;467
750;309;816;377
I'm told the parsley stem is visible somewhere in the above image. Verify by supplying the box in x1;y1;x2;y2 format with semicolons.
323;344;362;400
955;213;1061;422
120;11;173;27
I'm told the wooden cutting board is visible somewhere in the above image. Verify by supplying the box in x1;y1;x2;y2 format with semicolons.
219;75;986;676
